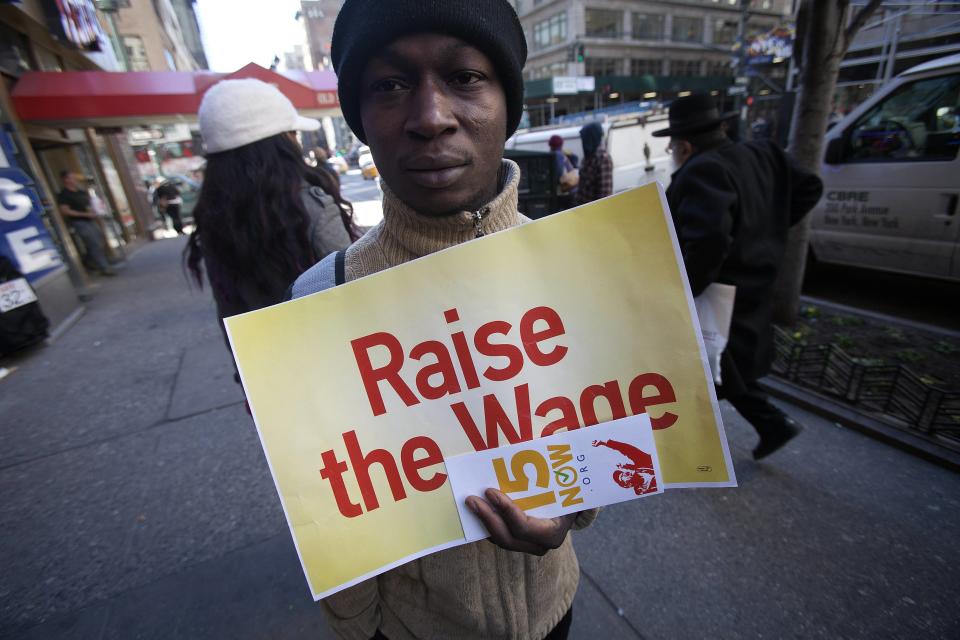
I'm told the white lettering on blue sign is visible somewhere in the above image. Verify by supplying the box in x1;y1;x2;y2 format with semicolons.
0;177;34;222
6;227;60;274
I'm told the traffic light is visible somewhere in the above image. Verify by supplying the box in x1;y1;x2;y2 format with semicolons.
576;44;585;63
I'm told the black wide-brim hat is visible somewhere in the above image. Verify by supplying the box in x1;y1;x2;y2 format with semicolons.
652;94;738;138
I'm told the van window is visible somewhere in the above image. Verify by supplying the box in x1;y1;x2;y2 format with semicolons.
843;73;960;163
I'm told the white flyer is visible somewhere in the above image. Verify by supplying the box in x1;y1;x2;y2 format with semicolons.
446;414;663;543
694;283;736;385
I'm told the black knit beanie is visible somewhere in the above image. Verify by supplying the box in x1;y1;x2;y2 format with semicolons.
332;0;527;143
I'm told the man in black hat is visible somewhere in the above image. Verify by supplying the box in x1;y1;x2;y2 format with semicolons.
290;1;593;638
653;94;823;460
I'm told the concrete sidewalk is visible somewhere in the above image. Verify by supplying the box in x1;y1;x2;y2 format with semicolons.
1;237;959;639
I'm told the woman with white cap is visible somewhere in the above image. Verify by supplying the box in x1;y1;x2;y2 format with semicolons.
185;78;357;338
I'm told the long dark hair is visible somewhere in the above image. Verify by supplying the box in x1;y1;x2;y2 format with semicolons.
185;133;358;303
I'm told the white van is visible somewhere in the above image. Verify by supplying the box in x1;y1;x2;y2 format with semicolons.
809;53;960;281
505;116;672;194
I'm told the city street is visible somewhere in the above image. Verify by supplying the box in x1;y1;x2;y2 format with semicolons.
1;237;958;639
339;170;384;228
803;261;960;332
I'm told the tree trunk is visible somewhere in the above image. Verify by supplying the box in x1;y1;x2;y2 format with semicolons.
772;0;881;326
773;0;847;325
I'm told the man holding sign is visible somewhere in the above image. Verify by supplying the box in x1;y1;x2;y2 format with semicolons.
291;1;595;638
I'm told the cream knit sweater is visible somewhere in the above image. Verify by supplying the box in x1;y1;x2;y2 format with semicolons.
320;160;599;640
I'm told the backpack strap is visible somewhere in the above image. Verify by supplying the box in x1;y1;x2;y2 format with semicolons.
334;249;345;286
287;250;344;300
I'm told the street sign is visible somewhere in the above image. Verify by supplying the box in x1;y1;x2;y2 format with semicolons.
735;76;750;86
552;77;579;95
0;168;63;283
576;76;595;92
551;76;595;95
727;85;748;96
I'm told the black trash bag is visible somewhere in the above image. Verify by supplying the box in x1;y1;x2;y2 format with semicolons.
0;256;49;357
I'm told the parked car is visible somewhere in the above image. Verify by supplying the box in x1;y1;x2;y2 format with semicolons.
810;53;960;281
327;155;349;175
358;146;379;180
505;115;670;195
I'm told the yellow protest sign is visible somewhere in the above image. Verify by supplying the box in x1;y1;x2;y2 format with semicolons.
226;182;734;599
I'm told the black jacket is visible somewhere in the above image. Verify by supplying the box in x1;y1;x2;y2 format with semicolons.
666;140;823;387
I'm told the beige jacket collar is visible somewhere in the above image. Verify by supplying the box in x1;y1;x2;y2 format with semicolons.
378;159;522;260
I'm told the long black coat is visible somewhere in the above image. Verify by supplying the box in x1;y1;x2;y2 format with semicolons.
666;140;823;390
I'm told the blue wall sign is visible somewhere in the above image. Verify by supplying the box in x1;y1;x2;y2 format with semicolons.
0;167;64;283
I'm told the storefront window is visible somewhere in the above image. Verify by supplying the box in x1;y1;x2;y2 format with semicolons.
706;60;732;77
532;13;568;51
0;24;35;76
73;145;128;256
122;35;150;71
713;19;738;46
88;134;136;237
672;17;704;43
585;58;620;77
585;9;622;38
632;14;664;40
631;59;662;76
671;60;702;77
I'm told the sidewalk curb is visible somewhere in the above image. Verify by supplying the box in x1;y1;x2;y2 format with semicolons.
760;377;960;473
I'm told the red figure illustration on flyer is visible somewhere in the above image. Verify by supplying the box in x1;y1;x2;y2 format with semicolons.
592;439;658;495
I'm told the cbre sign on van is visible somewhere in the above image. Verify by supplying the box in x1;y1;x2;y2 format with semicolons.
0;168;63;283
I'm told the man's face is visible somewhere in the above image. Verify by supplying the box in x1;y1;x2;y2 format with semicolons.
63;172;78;190
359;34;508;216
669;138;694;171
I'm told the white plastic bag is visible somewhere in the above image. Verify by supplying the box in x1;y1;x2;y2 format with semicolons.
694;283;736;385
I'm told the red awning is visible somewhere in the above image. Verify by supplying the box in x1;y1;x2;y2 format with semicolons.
11;63;340;127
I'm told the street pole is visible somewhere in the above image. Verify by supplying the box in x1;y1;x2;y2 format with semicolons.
735;0;751;139
883;13;902;83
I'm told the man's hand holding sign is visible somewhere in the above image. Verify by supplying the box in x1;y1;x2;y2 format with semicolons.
466;491;577;557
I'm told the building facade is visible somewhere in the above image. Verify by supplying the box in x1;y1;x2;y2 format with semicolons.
296;0;356;151
109;0;209;189
511;0;793;126
169;0;208;69
113;0;204;71
835;1;960;112
1;0;156;335
299;0;342;71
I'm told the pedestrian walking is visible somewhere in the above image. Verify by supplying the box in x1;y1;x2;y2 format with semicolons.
289;1;595;638
313;145;341;185
575;122;613;205
549;134;578;210
56;171;115;276
654;94;824;460
185;78;358;345
153;179;184;234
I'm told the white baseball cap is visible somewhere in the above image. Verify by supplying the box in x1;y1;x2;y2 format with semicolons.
198;78;320;154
